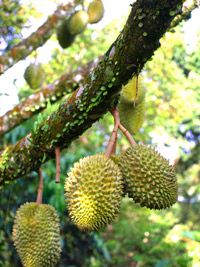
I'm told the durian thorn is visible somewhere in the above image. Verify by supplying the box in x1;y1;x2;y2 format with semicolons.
36;168;43;204
105;109;120;158
55;147;61;183
118;122;136;146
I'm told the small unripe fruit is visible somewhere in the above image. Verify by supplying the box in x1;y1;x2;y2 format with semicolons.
118;76;146;134
68;10;89;35
87;0;104;24
56;20;75;49
120;76;144;105
118;98;146;134
24;63;45;89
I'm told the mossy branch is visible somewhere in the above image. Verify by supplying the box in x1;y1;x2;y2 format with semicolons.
0;0;184;188
0;60;97;137
0;2;75;75
170;0;200;29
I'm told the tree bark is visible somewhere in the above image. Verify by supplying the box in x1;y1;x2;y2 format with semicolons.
0;0;184;188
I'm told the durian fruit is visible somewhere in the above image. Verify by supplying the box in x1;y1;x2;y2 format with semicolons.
24;63;45;89
65;154;123;231
118;145;178;209
110;154;120;165
118;76;146;134
56;19;75;49
120;76;144;104
87;0;104;24
118;98;146;134
68;10;89;35
12;202;61;267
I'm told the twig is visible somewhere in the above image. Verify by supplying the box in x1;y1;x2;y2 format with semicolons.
170;0;200;29
118;122;136;146
105;109;120;157
55;147;61;183
36;168;43;204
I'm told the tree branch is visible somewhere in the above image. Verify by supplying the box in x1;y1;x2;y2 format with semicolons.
0;2;75;74
0;0;184;188
170;0;200;29
0;60;97;137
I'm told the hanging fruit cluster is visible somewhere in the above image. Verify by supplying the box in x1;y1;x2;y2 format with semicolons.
12;73;178;267
64;75;178;232
56;0;104;49
65;146;177;232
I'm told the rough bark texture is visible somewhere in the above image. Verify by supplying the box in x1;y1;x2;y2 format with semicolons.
0;0;184;188
0;2;75;74
0;60;97;137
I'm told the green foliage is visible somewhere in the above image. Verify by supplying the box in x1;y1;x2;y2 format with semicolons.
103;199;195;267
0;0;34;49
0;0;24;46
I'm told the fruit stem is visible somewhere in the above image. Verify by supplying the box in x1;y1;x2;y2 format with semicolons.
55;147;61;183
118;122;136;146
36;168;43;204
105;109;120;157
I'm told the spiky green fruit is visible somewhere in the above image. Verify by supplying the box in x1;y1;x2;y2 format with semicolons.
118;76;146;134
120;76;144;104
12;203;61;267
56;20;75;49
118;98;146;134
68;10;89;35
24;63;45;89
87;0;104;24
119;145;178;209
65;154;123;231
110;154;120;165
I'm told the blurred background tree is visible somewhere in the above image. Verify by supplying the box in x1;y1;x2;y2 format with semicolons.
0;0;200;266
